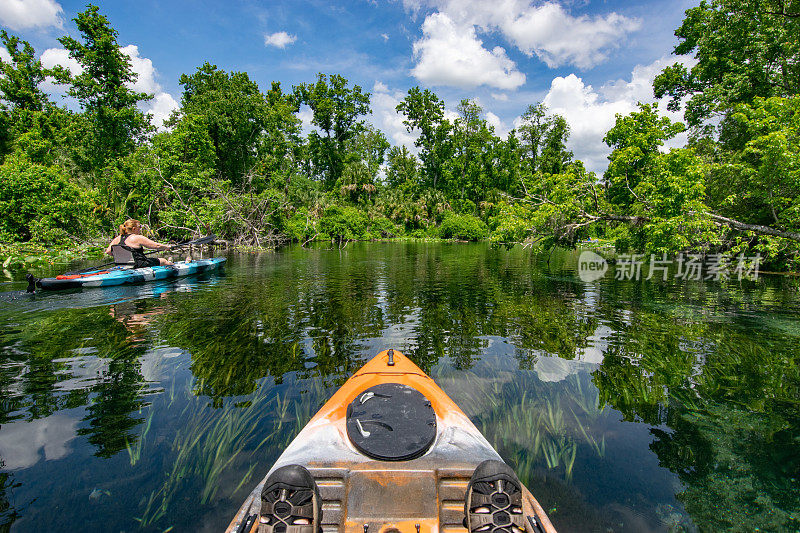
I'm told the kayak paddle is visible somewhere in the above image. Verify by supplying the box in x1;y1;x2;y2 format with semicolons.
64;234;217;275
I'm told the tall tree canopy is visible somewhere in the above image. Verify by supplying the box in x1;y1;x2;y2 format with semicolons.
57;4;152;170
0;31;65;162
654;0;800;131
0;31;51;113
397;87;453;191
293;74;371;188
603;103;686;210
175;63;274;186
517;103;573;176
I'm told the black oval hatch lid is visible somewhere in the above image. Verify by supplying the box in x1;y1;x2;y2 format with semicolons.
346;383;437;461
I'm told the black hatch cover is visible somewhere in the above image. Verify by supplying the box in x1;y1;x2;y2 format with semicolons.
346;383;437;461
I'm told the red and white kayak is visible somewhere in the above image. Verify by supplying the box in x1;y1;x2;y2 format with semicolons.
226;349;556;533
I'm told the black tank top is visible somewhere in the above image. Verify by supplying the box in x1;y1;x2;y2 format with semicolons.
120;233;149;264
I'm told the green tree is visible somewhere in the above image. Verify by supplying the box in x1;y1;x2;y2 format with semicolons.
518;103;549;172
349;124;389;182
603;104;716;252
603;103;686;210
706;96;800;258
256;81;303;192
538;115;572;175
385;145;419;190
294;73;371;188
57;5;152;171
174;62;270;185
524;162;604;248
339;161;377;204
491;130;524;196
449;99;496;203
0;152;97;243
396;86;453;190
0;31;51;113
517;103;572;176
115;113;217;232
651;0;800;261
654;0;800;131
0;31;64;163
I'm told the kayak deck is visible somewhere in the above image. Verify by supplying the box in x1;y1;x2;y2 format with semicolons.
36;257;226;291
227;349;556;533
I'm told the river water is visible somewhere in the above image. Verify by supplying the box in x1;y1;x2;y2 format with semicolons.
0;243;798;532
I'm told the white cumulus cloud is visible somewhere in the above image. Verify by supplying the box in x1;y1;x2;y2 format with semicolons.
120;44;159;94
148;92;180;130
405;0;640;71
411;12;525;90
540;55;695;174
485;111;511;138
40;47;82;75
264;31;297;49
0;47;11;64
501;2;641;69
39;47;82;94
0;0;63;31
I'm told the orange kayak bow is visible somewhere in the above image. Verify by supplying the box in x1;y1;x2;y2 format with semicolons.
226;349;557;533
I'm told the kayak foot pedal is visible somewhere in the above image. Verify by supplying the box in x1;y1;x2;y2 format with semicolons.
465;460;526;532
259;465;321;532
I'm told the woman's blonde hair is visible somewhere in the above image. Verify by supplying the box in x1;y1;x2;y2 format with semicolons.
119;219;140;235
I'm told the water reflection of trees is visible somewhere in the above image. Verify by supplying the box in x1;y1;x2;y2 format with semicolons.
154;249;388;401
590;288;800;531
0;464;20;531
2;244;799;530
161;244;599;400
0;302;155;458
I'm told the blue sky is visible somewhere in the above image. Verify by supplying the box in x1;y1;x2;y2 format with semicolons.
0;0;698;172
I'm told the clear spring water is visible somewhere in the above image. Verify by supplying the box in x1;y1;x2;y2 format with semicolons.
0;242;798;532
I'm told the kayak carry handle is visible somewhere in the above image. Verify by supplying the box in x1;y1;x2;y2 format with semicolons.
25;273;38;293
387;348;395;366
235;514;256;533
528;516;546;533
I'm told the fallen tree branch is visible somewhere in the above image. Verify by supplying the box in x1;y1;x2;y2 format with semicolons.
151;155;210;233
707;212;800;242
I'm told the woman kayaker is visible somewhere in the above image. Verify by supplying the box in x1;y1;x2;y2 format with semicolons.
105;219;173;268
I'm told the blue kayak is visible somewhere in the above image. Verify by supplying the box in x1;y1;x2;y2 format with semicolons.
35;258;226;291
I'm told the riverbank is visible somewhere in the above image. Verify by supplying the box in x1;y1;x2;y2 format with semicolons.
1;242;106;279
5;237;800;284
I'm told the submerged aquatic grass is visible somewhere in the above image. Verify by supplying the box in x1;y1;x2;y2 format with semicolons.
133;374;331;528
437;365;610;484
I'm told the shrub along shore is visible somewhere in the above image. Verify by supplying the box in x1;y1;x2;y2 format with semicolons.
2;3;800;273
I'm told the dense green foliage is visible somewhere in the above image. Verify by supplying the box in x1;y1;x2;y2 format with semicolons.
650;0;800;267
1;3;799;269
439;213;488;241
57;5;153;171
0;152;97;243
653;0;800;131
